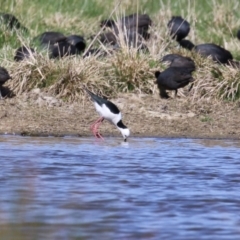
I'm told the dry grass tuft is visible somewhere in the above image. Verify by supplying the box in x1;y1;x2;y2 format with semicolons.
189;55;240;102
8;52;110;101
107;49;155;93
2;0;240;104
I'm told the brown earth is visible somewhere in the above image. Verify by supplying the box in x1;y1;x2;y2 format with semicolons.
0;88;240;140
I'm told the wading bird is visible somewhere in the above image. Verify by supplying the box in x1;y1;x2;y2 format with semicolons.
85;88;130;141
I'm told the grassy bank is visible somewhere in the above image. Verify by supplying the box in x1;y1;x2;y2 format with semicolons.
1;0;240;102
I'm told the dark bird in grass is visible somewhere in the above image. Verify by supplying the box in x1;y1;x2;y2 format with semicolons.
34;32;86;58
33;31;66;47
14;46;35;62
99;13;151;47
100;13;152;40
84;87;130;141
177;39;195;50
178;40;233;64
49;41;77;58
161;53;196;71
0;67;12;99
100;19;115;28
66;35;86;53
0;12;28;32
99;30;148;51
99;31;117;45
124;31;148;50
168;16;190;41
155;67;195;99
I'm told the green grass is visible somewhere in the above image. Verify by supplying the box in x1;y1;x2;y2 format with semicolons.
1;0;240;50
1;0;240;39
1;0;240;101
200;115;213;122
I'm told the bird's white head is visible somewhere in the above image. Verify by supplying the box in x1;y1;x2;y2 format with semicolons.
119;128;130;142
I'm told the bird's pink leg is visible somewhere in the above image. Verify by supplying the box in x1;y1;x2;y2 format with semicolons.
90;117;103;131
94;119;104;140
90;117;104;140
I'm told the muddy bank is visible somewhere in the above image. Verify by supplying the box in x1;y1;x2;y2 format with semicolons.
0;89;240;140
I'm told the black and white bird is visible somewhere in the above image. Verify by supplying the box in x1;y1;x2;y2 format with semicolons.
84;88;130;141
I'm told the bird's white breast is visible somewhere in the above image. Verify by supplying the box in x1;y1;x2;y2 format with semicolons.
94;102;121;125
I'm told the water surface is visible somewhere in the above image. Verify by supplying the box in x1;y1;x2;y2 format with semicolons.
0;136;240;240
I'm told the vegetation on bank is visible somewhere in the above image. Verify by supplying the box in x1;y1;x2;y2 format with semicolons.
1;0;240;101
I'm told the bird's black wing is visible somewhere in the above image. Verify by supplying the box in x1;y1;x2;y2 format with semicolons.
85;88;120;114
175;70;194;83
105;101;120;114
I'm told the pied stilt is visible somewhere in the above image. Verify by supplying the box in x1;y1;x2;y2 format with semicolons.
85;87;130;141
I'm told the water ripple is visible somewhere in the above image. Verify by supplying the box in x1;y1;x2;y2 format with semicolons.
0;136;240;240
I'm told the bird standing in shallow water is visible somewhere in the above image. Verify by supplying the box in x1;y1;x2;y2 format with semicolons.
84;88;130;141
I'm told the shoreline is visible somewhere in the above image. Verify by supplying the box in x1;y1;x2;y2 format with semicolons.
1;91;240;141
0;132;240;141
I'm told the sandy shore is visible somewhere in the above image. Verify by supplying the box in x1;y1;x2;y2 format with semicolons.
0;89;240;140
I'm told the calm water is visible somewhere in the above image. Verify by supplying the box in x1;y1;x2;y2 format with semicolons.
0;135;240;240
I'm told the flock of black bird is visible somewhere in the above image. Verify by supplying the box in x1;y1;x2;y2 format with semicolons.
1;12;240;100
